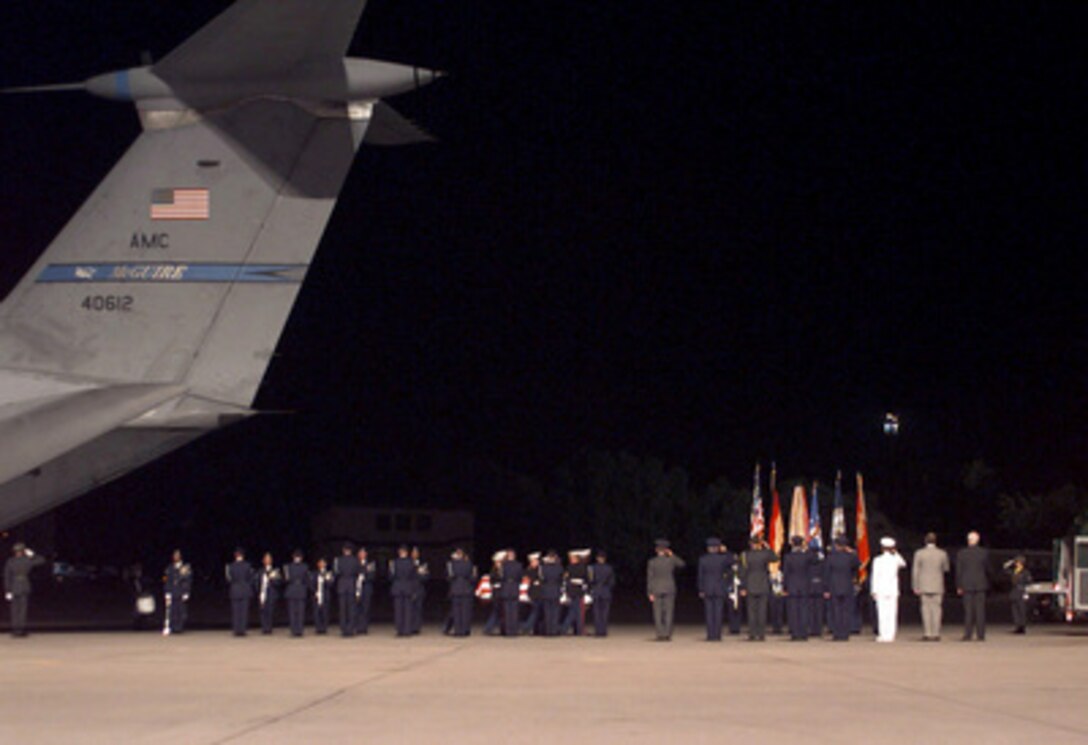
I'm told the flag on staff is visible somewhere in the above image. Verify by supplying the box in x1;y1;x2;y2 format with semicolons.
856;472;870;583
808;481;824;556
750;463;765;539
831;470;846;538
789;484;808;539
768;463;784;555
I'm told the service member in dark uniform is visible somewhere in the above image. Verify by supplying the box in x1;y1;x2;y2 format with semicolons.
956;530;991;641
283;549;309;637
162;549;193;635
741;537;778;641
389;544;418;636
498;549;523;637
783;536;815;640
4;542;46;637
722;543;743;635
539;549;564;636
225;547;254;637
1004;554;1032;634
646;539;685;641
257;552;282;635
446;547;476;636
310;556;334;634
589;550;615;637
334;542;361;637
697;537;729;641
560;549;590;636
807;546;826;637
354;546;378;635
410;546;429;635
519;552;543;635
823;536;860;641
482;551;504;636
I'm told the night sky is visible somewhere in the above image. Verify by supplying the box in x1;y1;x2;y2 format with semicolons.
0;2;1084;559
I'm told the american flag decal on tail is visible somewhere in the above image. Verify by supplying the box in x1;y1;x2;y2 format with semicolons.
150;188;209;220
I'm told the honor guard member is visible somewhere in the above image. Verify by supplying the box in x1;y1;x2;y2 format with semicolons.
354;547;378;635
560;549;591;636
519;552;543;635
162;549;193;636
956;531;991;641
257;552;283;635
697;538;729;641
807;545;827;637
722;542;743;635
481;551;505;635
283;549;309;637
589;550;615;637
539;549;564;636
871;537;907;642
769;561;785;635
912;532;950;641
410;546;429;635
823;537;860;641
498;549;523;637
225;548;255;636
646;539;685;641
782;536;815;640
446;548;476;636
740;537;777;640
334;543;361;637
4;542;46;637
310;557;334;634
389;545;418;636
1004;555;1031;634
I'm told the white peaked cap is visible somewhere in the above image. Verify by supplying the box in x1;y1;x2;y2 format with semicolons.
527;552;542;561
492;550;507;562
880;536;896;548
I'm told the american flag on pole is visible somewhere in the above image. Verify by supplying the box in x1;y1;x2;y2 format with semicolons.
808;481;823;556
768;463;783;556
831;469;846;538
151;188;210;220
856;472;870;584
749;463;765;539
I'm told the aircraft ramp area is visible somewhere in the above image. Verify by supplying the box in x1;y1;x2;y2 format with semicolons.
1;626;1086;744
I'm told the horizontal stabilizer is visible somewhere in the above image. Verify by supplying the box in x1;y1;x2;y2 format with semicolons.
365;102;436;146
0;383;185;485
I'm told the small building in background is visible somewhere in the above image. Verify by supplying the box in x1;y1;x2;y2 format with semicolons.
311;506;474;572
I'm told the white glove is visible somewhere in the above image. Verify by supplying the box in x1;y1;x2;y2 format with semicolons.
182;595;189;602
4;593;11;601
24;549;34;558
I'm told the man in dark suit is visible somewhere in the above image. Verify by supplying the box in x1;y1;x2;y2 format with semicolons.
389;544;417;636
782;536;815;640
741;537;778;640
956;531;991;641
697;538;729;641
498;549;523;637
283;549;309;637
589;550;615;637
446;548;476;637
4;542;46;638
334;543;361;637
225;547;254;637
647;539;686;641
823;536;860;641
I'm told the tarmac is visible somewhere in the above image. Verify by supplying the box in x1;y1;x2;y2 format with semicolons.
1;623;1086;745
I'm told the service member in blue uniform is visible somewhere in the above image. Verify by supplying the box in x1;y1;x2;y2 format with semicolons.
722;543;743;635
225;547;254;637
783;536;815;640
354;546;377;635
283;549;309;638
1004;555;1032;635
697;537;729;641
446;547;476;636
4;542;46;638
539;549;564;636
498;549;524;637
822;536;860;641
519;552;543;635
334;542;361;637
162;549;193;635
482;551;504;636
257;552;283;635
740;537;778;641
561;549;590;636
389;544;418;636
807;546;827;637
309;556;334;634
589;550;615;637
